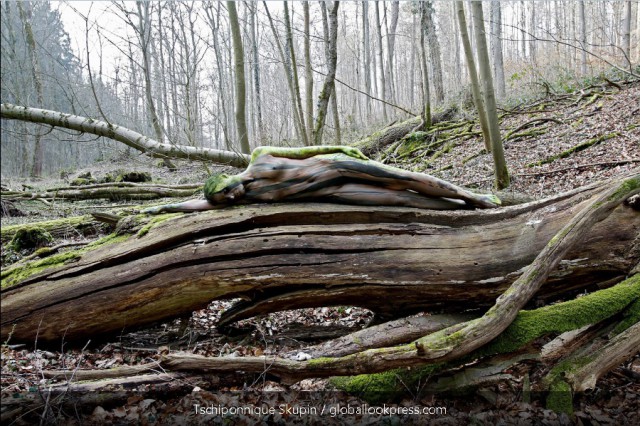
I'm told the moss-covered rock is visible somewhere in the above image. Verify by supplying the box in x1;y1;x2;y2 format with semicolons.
115;171;152;183
70;177;96;186
8;227;53;252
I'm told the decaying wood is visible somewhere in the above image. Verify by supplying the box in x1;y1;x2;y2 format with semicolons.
287;314;472;358
2;183;200;202
352;108;457;156
1;215;107;244
1;176;638;344
566;320;640;391
41;362;161;381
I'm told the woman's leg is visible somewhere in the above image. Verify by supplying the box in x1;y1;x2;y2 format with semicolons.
333;159;500;208
290;183;468;209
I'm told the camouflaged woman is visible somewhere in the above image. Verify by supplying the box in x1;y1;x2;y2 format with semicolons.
142;146;500;214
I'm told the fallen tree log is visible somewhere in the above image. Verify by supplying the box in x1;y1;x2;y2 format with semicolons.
1;182;201;202
1;177;638;344
0;103;250;167
351;108;457;156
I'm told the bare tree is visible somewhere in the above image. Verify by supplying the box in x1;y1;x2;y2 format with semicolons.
622;0;631;64
17;2;44;177
470;1;510;189
283;2;309;145
490;1;506;98
579;0;587;74
386;1;399;105
455;1;491;153
422;1;444;103
419;2;432;128
374;1;387;121
313;2;340;146
226;1;250;154
303;2;313;142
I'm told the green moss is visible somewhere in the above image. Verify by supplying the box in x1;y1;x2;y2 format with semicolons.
612;297;640;335
2;216;102;244
331;364;442;404
8;227;53;252
546;379;573;415
70;177;95;186
334;276;639;402
527;132;619;167
483;274;640;355
1;232;131;289
136;213;181;237
1;251;81;289
607;175;639;203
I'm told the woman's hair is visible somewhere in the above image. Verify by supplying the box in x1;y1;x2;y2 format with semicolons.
203;173;229;203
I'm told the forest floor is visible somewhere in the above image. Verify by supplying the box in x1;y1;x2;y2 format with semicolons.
1;78;639;425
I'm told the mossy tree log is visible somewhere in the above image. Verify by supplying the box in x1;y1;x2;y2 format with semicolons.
1;176;638;346
2;182;201;202
352;108;457;156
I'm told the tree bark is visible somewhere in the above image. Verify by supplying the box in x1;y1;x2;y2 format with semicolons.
456;1;491;153
0;103;249;167
313;2;340;146
226;1;251;154
16;2;44;177
490;1;506;98
471;1;510;189
2;177;638;344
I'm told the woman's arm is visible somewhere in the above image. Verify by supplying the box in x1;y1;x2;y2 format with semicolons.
141;199;218;214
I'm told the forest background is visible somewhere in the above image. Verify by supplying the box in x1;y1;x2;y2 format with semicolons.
1;0;638;177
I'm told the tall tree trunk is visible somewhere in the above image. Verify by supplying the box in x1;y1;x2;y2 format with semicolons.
622;0;632;65
263;2;304;145
226;1;251;154
303;2;314;142
455;1;491;153
374;1;387;121
134;2;165;146
579;0;587;74
423;1;444;103
205;4;231;150
490;1;506;98
386;1;399;105
283;2;309;146
313;2;340;146
419;3;432;129
361;1;372;116
17;2;44;177
471;1;510;189
249;3;263;143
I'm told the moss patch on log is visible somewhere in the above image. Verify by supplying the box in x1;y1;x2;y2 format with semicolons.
331;364;441;404
1;215;105;244
0;233;130;289
136;213;182;238
332;275;639;401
